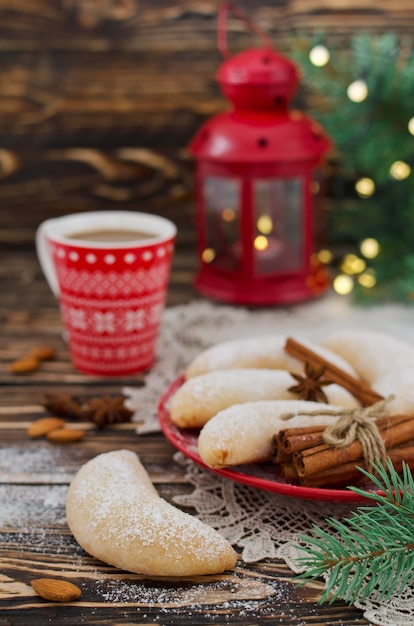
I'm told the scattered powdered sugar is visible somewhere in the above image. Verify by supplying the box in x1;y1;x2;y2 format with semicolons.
0;484;68;529
94;573;296;621
0;444;78;483
0;444;73;530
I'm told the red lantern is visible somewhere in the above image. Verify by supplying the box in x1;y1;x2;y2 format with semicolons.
190;3;332;305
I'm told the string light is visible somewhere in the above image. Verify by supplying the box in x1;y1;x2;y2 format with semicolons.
360;238;380;259
202;248;216;263
333;274;354;295
341;254;366;275
347;79;368;103
317;249;333;264
254;235;269;251
221;207;236;222
390;160;411;180
355;177;375;198
309;45;330;67
408;117;414;135
310;180;320;194
358;270;376;288
256;215;273;234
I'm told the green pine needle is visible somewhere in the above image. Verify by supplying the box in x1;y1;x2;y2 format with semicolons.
295;459;414;605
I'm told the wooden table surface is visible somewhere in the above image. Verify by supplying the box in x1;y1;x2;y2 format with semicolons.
0;244;371;625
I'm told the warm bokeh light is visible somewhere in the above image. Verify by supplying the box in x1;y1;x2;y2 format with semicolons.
347;79;368;103
390;160;411;180
317;249;333;264
358;271;377;288
408;117;414;135
333;274;354;295
256;215;273;235
201;248;216;263
309;45;330;67
254;235;269;251
360;237;380;259
221;207;236;222
310;180;320;194
341;254;366;275
355;177;375;198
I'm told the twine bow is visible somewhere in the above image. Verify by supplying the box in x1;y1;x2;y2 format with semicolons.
323;396;394;469
280;395;395;470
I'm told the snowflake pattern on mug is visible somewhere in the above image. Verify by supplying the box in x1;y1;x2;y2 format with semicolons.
125;309;146;331
51;239;174;374
61;301;164;336
65;306;88;330
93;311;116;333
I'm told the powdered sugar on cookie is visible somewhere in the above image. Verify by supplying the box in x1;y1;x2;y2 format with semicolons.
66;450;237;576
198;400;343;468
171;369;359;429
185;335;358;379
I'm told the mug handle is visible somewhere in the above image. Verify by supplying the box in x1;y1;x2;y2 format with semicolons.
35;220;60;297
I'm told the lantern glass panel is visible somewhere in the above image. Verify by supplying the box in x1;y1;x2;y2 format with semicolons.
311;170;324;248
203;175;241;271
254;178;303;275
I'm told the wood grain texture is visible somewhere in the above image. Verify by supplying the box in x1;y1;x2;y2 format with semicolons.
1;0;413;245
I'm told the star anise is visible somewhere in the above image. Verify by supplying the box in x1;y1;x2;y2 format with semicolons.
42;392;82;419
288;362;334;403
78;395;134;429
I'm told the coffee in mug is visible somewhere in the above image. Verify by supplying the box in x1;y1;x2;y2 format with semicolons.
66;229;157;243
36;211;176;376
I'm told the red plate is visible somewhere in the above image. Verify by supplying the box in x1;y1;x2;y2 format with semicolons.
158;376;373;503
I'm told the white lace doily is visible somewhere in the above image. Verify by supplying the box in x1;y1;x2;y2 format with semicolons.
124;295;414;626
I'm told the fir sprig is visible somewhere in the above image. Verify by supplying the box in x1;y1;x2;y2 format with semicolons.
296;459;414;605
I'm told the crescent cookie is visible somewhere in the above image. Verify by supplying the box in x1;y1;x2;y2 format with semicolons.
170;369;359;429
185;335;358;379
321;329;414;414
198;400;344;468
66;450;237;576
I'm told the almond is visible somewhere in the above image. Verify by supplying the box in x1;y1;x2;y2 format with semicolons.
47;428;86;443
27;417;66;438
31;578;81;602
9;357;39;374
28;346;56;361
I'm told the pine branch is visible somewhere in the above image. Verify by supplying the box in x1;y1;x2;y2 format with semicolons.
295;459;414;605
289;32;414;302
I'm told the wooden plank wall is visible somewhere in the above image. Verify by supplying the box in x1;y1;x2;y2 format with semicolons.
1;0;413;246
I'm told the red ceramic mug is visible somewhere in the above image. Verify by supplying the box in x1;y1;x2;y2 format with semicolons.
36;211;176;376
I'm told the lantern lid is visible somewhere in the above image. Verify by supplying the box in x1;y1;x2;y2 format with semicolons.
217;48;299;110
190;109;331;164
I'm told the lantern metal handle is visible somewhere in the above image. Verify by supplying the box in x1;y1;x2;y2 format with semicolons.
217;2;274;59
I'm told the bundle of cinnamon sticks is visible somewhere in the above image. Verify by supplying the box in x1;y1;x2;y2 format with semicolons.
271;413;414;488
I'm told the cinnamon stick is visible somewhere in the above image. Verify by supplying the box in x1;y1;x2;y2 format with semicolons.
294;413;414;478
278;426;325;454
279;463;300;484
270;436;293;464
300;460;362;488
274;414;411;458
301;444;414;488
285;337;384;406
